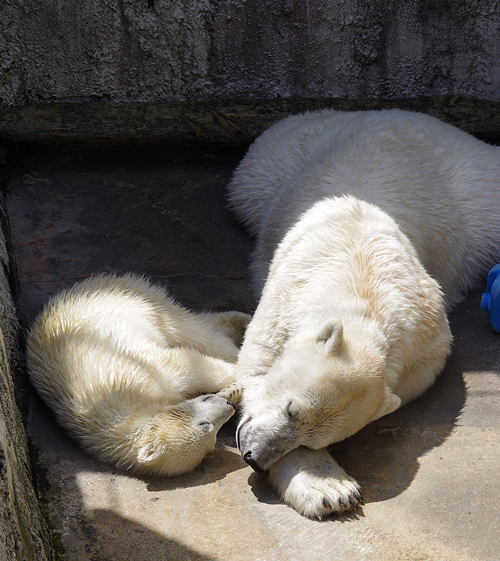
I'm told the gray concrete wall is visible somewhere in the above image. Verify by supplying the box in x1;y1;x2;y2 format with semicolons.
1;0;500;108
0;187;51;560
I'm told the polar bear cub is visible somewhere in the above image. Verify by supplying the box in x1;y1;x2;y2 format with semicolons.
229;109;500;518
27;273;250;476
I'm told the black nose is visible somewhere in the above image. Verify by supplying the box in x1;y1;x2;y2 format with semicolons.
243;451;264;473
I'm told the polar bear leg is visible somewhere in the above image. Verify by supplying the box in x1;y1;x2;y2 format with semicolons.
176;352;239;398
199;311;252;347
268;447;363;519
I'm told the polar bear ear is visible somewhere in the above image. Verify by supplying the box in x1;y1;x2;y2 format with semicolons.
373;385;401;420
316;317;343;354
137;440;164;463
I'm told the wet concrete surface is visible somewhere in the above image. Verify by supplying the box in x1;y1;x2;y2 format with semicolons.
4;143;500;560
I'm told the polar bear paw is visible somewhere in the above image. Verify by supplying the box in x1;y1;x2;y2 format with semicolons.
206;311;253;347
216;382;243;406
268;447;363;519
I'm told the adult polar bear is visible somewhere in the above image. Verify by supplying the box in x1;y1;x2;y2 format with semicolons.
229;109;500;518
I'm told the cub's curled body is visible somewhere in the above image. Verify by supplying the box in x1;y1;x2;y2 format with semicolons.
27;273;250;476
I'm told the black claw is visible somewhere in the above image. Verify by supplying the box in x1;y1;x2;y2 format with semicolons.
322;497;334;510
338;498;348;510
353;489;364;505
349;495;357;508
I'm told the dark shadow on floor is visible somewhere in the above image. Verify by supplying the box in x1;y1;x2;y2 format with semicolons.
78;509;219;561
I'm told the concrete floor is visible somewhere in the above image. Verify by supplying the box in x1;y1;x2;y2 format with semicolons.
4;143;500;561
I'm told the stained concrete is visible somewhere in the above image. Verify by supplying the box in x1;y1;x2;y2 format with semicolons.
2;1;500;107
4;143;500;560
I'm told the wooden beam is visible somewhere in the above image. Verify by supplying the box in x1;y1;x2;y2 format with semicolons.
1;96;499;145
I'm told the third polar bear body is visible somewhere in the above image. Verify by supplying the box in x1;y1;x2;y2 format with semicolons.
229;109;500;308
229;109;500;518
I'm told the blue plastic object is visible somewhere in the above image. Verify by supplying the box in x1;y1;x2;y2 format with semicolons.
481;264;500;333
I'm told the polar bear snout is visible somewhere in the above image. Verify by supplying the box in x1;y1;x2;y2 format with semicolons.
242;450;264;473
201;394;236;409
236;416;250;451
237;418;266;471
237;415;299;472
237;417;267;472
239;436;293;473
190;394;237;431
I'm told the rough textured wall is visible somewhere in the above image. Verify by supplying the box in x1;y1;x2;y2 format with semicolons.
1;0;500;107
0;190;51;561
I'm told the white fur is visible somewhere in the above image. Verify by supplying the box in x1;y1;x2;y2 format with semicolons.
27;273;250;476
229;109;500;518
229;109;500;308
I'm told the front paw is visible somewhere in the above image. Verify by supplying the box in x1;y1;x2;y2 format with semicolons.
268;447;363;519
216;382;243;405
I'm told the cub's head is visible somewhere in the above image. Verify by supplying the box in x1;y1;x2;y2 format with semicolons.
237;317;401;472
134;394;237;477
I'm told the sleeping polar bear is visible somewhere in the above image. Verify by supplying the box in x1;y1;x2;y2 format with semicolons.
228;109;500;518
27;273;250;477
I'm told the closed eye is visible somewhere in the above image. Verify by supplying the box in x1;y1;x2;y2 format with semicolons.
305;404;348;436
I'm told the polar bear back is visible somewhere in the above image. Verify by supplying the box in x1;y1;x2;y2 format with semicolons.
238;195;451;404
228;109;500;307
27;274;241;413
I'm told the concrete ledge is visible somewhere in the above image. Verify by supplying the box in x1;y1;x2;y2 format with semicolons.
1;96;500;145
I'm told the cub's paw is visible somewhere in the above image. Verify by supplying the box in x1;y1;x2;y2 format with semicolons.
216;382;243;406
212;311;253;347
268;447;363;519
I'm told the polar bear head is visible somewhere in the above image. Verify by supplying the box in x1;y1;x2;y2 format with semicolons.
133;394;237;476
237;317;401;472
